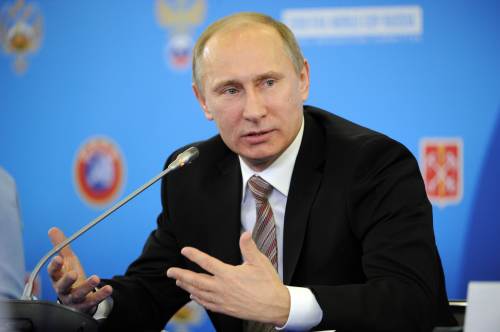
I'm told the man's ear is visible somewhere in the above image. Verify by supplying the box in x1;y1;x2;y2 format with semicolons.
299;59;311;102
192;83;213;121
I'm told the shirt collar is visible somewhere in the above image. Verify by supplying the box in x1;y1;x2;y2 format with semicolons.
239;115;304;201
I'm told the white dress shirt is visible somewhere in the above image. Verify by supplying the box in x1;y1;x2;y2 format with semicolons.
239;116;323;330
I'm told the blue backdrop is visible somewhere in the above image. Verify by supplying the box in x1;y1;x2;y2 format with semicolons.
1;1;499;330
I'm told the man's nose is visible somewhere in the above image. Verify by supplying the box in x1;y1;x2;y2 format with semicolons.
242;88;266;121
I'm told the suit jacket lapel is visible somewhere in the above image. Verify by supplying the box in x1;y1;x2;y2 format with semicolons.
209;146;243;267
207;143;244;330
283;112;325;284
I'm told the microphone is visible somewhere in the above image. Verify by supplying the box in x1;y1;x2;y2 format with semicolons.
21;146;199;300
166;146;200;171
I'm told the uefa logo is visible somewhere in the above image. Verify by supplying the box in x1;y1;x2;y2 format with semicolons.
73;136;126;207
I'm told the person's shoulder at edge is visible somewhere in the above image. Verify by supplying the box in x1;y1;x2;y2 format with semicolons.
0;166;16;189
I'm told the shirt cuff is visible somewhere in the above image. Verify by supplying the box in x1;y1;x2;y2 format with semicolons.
93;296;113;320
276;286;323;331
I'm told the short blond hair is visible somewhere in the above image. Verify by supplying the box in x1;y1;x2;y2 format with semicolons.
192;12;304;91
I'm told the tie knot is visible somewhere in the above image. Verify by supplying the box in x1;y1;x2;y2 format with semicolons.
248;175;273;201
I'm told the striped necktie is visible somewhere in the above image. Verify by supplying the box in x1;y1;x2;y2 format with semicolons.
243;175;278;332
248;175;278;270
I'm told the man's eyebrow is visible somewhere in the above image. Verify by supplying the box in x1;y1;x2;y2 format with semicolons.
211;72;285;92
253;71;284;82
212;79;240;92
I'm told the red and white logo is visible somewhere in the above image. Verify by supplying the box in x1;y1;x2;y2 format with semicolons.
420;138;463;207
74;137;125;207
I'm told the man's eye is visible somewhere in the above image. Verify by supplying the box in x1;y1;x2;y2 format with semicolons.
223;88;238;95
265;79;275;87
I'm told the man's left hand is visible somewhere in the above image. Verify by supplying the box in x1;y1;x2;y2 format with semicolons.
166;231;290;326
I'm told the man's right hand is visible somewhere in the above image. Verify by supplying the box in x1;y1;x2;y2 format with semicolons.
47;227;113;314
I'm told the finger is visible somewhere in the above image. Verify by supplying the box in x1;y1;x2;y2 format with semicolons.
67;275;101;304
47;256;65;281
89;285;113;305
239;231;262;264
166;268;215;292
180;247;227;275
71;285;113;313
190;295;222;314
54;270;78;296
48;227;74;258
176;280;217;304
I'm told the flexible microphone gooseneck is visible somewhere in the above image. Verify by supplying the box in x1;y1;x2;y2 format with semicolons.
22;146;200;300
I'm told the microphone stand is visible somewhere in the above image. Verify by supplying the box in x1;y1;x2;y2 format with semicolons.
0;147;199;332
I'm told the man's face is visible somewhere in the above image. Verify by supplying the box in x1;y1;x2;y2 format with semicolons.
193;23;310;171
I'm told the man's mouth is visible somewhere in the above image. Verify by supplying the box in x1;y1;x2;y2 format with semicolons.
242;129;274;144
244;129;272;137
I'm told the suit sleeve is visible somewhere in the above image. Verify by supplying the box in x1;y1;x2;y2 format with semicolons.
99;153;191;331
311;136;446;332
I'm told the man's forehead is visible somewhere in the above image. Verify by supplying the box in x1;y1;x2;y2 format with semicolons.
196;22;291;90
203;22;282;55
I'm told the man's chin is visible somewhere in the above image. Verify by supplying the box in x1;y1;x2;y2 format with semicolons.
240;153;278;172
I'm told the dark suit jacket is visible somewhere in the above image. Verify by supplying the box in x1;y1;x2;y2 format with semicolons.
101;106;456;331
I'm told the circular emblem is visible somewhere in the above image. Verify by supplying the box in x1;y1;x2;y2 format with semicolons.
74;137;125;207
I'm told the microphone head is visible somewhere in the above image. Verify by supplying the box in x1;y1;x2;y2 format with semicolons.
168;146;200;170
178;146;199;166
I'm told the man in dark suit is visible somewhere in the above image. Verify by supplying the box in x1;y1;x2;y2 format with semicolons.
48;12;456;331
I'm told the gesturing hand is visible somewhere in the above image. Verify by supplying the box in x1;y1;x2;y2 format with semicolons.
166;232;290;326
47;227;112;314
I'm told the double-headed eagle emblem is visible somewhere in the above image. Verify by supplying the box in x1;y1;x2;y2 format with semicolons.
0;0;43;74
155;0;206;70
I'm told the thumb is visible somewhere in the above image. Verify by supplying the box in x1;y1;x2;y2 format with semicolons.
240;231;262;265
48;227;73;257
